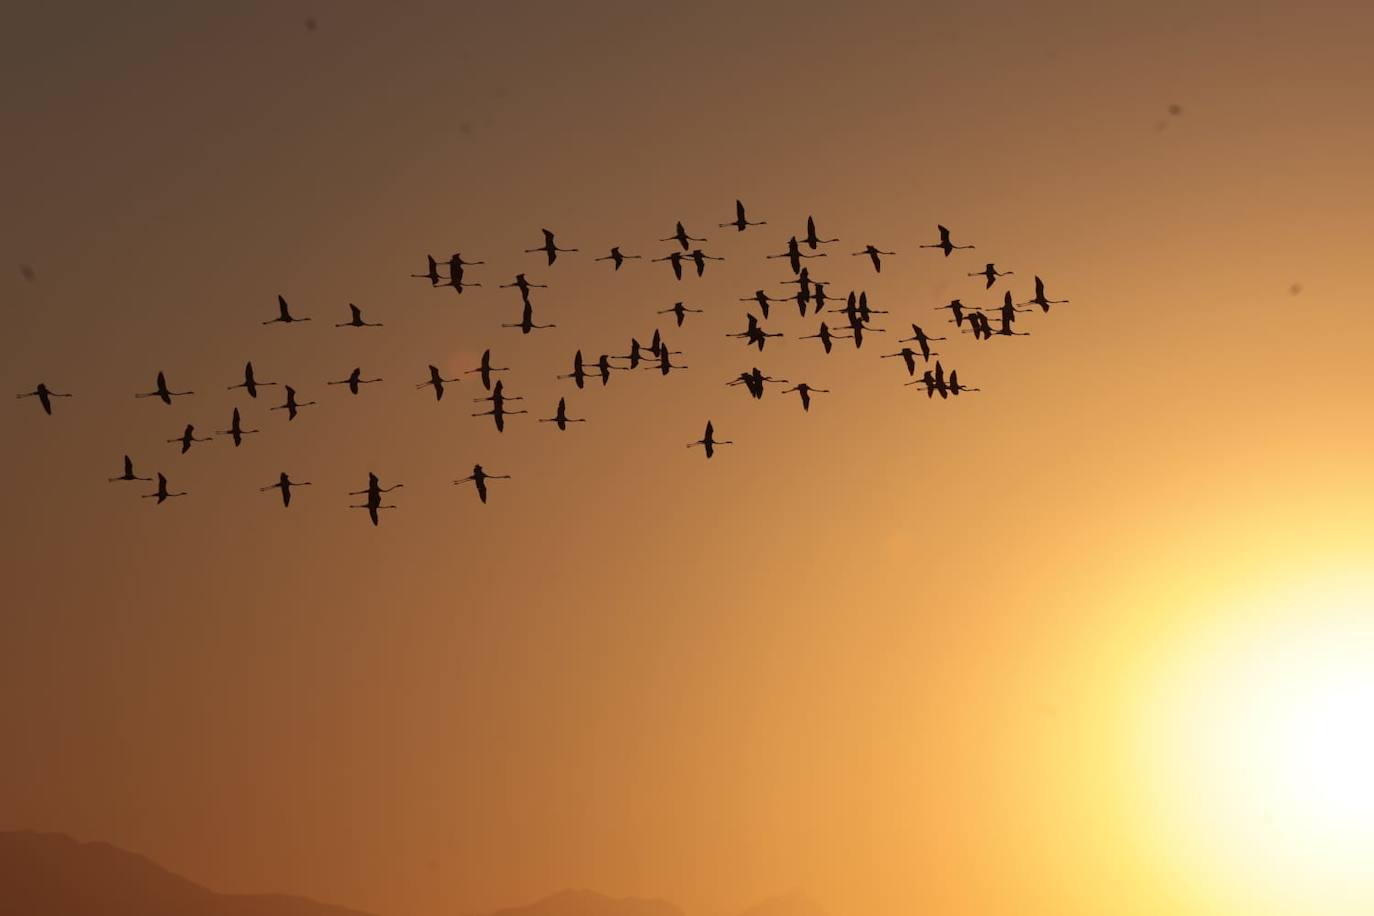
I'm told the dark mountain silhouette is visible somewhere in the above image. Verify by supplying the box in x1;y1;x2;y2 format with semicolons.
0;832;375;916
488;889;685;916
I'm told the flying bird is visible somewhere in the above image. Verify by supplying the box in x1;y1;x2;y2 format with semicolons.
767;236;825;275
897;324;944;361
216;407;259;446
852;244;895;273
799;321;850;354
1021;276;1070;312
781;383;829;412
261;472;311;507
720;199;766;232
136;371;193;405
417;365;460;401
659;301;703;327
651;250;686;280
142;472;186;504
594;246;642;270
271;385;316;420
539;397;586;430
264;294;311;325
453;464;509;503
919;224;975;257
168;423;213;454
410;254;444;286
502;301;556;334
336;303;383;328
499;273;546;305
327;367;382;395
16;382;71;415
227;361;277;398
687;420;732;459
801;215;839;249
969;262;1014;289
687;248;724;277
108;455;151;483
464;349;509;391
525;229;577;265
661;221;707;250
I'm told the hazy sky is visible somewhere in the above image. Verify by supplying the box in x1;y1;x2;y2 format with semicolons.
4;3;1374;916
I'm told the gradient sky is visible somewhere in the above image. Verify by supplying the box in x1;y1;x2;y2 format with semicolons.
4;3;1374;916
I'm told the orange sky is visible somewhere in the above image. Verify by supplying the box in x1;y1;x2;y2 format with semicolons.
4;3;1374;916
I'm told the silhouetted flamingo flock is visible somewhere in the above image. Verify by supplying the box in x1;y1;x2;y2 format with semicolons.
18;202;1072;525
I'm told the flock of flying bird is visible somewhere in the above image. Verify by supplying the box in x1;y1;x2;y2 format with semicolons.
17;202;1070;524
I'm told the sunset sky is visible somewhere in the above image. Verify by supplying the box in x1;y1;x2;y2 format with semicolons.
4;3;1374;916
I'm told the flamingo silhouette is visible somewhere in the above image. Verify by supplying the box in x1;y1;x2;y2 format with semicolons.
852;244;895;273
898;324;945;362
659;301;703;327
410;254;444;286
687;248;724;277
464;349;509;391
108;455;151;483
1022;276;1069;312
499;273;546;305
781;383;829;412
142;473;186;504
502;301;556;334
454;464;509;503
216;407;259;446
799;321;850;354
525;229;577;265
261;472;311;507
558;351;590;389
739;289;785;320
168;423;213;454
336;303;383;328
17;383;71;415
880;347;922;376
767;236;825;274
801;215;839;249
136;371;193;405
417;365;460;400
720;199;766;231
328;367;382;395
271;385;316;420
595;246;642;270
651;250;686;280
687;421;732;459
227;361;277;398
264;294;311;325
919;224;975;257
539;397;586;430
661;221;707;251
969;262;1013;289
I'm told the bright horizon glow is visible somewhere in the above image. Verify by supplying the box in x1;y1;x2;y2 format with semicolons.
1138;573;1374;914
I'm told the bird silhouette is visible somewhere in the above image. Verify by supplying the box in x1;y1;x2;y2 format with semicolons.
472;380;526;432
781;383;829;412
327;367;382;395
216;407;259;446
935;298;968;327
948;369;980;396
969;262;1013;289
350;489;395;527
348;473;401;525
727;368;788;400
991;291;1032;336
880;347;922;376
767;236;825;274
595;246;642;270
919;224;975;257
687;420;732;459
558;351;590;389
1022;275;1069;312
108;454;151;483
726;313;783;351
590;354;625;386
720;199;766;232
410;254;444;286
661;221;707;251
417;365;459;400
261;472;311;507
812;282;838;315
499;273;546;305
687;248;724;277
464;349;509;391
336;303;383;328
525;229;577;265
651;250;686;280
264;294;311;325
227;361;277;399
17;382;71;415
799;321;850;354
615;338;650;370
443;253;484;294
454;464;509;503
659;301;702;327
852;244;895;273
502;301;556;334
654;338;688;375
539;397;586;430
897;324;945;361
136;371;193;405
801;215;839;249
168;423;213;454
142;472;186;504
271;385;316;420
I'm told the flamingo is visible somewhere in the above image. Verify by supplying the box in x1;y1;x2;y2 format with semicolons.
525;228;577;265
919;224;974;257
410;254;444;286
464;349;508;391
499;273;546;305
453;464;509;503
852;244;895;273
558;350;590;389
799;321;850;354
336;303;382;328
687;248;724;277
1022;275;1069;312
168;423;213;454
739;289;785;320
659;301;702;327
108;455;151;483
216;407;259;446
271;385;316;420
661;221;707;251
16;382;71;415
651;250;686;280
502;301;556;334
227;361;277;398
880;347;921;376
595;246;641;270
136;371;193;405
539;397;586;430
417;365;460;401
263;294;310;325
767;236;824;274
720;199;766;232
969;262;1013;289
801;215;839;249
327;367;382;395
687;420;732;459
781;383;829;412
142;472;186;504
898;324;945;362
261;472;311;507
